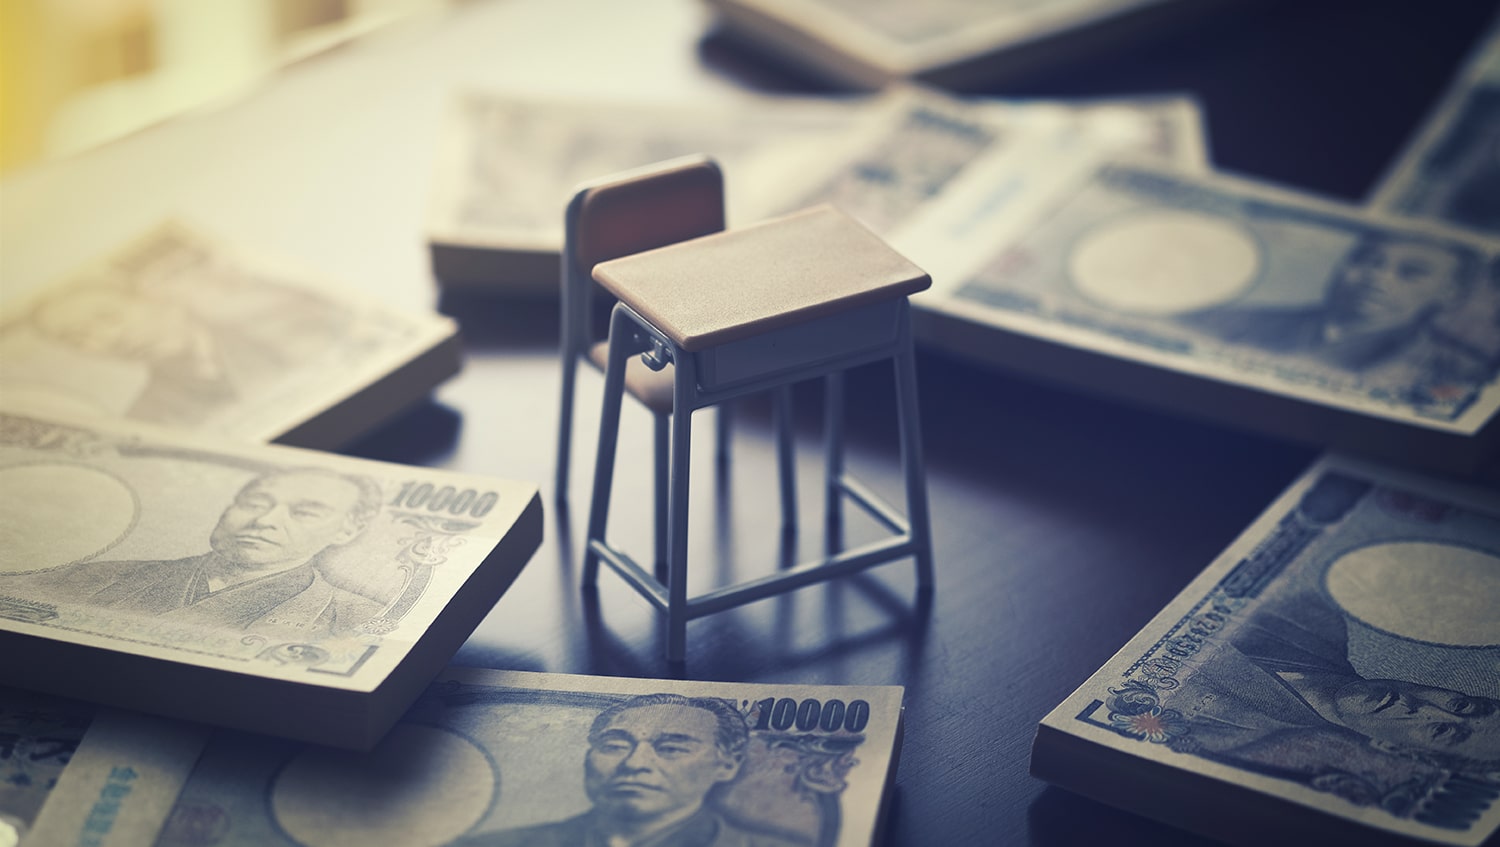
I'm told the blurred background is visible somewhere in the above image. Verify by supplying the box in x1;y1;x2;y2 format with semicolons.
0;0;438;175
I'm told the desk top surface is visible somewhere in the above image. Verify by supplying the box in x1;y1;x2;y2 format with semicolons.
594;206;930;350
4;1;1499;845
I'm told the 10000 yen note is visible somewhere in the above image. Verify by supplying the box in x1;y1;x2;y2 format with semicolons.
425;92;876;291
0;411;542;750
1369;22;1500;237
0;222;461;451
28;669;905;847
895;151;1500;469
1034;455;1500;846
767;86;1205;240
0;687;93;846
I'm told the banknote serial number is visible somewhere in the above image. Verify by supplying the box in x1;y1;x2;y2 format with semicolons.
749;698;870;733
390;482;499;518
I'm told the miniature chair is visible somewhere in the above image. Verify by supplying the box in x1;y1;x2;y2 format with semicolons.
583;204;934;661
555;156;798;571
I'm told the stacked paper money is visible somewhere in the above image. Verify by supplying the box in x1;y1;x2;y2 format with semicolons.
0;221;463;451
1368;25;1500;238
0;411;542;752
703;0;1210;90
1031;455;1500;846
26;670;903;847
425;91;880;292
425;59;1500;470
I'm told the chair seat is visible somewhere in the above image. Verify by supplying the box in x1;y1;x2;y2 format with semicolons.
587;341;675;415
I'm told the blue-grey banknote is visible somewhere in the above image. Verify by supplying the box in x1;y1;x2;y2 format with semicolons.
895;154;1500;467
0;411;542;750
1370;22;1500;237
1034;455;1500;846
0;222;460;450
0;687;93;846
769;86;1204;238
27;669;904;847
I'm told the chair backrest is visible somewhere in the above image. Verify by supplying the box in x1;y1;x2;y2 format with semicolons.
561;155;725;353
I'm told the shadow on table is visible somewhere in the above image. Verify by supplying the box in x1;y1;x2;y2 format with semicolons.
1026;784;1209;846
438;290;561;352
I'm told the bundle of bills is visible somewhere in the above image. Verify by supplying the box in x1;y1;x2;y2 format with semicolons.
1369;21;1500;238
0;222;462;451
1031;454;1500;846
890;148;1500;473
0;411;542;751
704;0;1209;90
0;686;93;844
26;669;904;847
763;85;1208;237
425;90;877;292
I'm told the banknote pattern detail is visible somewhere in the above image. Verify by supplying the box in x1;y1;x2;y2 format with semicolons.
0;413;522;684
129;673;901;847
1069;469;1500;834
954;164;1500;421
0;224;438;442
0;687;94;840
1373;26;1500;236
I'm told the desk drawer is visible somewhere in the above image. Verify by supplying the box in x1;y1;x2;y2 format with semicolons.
697;299;900;390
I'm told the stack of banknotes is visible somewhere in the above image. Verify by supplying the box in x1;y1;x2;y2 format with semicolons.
426;24;1500;473
1032;456;1500;847
702;0;1218;90
11;668;905;847
0;221;550;838
3;5;1497;846
0;222;463;451
413;14;1500;847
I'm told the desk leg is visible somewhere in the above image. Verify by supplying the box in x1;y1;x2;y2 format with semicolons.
824;371;846;555
583;307;641;589
555;350;578;504
654;413;669;583
665;351;696;662
774;386;797;533
894;307;934;590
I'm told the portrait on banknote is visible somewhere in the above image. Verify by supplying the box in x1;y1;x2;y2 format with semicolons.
135;673;899;847
1054;464;1500;838
0;413;521;665
1179;231;1489;380
12;465;389;639
950;164;1500;422
458;692;806;847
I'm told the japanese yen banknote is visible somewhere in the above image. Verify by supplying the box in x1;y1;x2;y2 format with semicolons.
27;669;904;847
0;411;542;750
1034;455;1500;846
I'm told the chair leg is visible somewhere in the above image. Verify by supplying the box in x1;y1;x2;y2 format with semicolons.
665;355;696;663
773;386;797;533
824;371;846;531
653;412;669;584
893;329;934;591
555;352;578;504
583;309;640;589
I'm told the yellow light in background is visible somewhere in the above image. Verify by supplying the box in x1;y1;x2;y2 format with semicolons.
0;0;431;176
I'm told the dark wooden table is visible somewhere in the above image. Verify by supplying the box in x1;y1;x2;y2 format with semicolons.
6;1;1498;844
